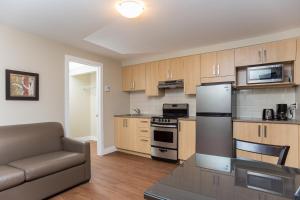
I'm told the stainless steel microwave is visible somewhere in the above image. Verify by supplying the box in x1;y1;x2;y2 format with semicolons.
247;64;284;84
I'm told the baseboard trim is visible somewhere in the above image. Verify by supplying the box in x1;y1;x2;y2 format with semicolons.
75;136;97;142
102;146;117;155
117;148;151;158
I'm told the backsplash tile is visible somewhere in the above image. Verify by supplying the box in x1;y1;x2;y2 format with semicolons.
235;88;296;118
130;87;297;118
130;89;196;116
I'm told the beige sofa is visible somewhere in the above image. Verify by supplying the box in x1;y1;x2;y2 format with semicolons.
0;122;91;200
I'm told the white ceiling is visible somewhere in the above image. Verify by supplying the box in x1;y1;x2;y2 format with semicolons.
0;0;300;63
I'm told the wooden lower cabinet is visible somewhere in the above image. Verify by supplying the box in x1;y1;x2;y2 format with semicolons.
233;122;299;168
233;122;262;162
114;117;151;155
178;120;196;160
135;136;150;154
261;123;299;167
114;117;135;151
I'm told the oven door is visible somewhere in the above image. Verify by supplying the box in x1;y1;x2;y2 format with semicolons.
151;125;177;149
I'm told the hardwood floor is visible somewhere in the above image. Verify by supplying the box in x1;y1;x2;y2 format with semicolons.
51;142;176;200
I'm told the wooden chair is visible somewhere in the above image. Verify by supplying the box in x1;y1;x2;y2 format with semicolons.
233;139;290;166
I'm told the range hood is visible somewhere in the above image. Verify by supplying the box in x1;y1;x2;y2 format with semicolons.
158;80;184;89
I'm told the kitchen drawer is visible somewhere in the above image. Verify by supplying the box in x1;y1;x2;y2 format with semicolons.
136;136;151;154
137;128;150;138
136;119;150;128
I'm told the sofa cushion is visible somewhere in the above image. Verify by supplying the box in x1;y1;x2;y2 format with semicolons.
9;151;85;181
0;122;64;165
0;165;25;191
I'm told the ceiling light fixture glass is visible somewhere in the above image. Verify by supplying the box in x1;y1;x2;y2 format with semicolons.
116;0;145;19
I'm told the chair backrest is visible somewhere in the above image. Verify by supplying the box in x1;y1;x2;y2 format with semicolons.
233;139;290;166
0;122;64;164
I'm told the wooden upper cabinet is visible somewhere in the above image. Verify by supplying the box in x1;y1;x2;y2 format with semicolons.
201;49;235;83
132;64;146;91
169;57;184;80
263;38;296;64
122;66;133;91
158;59;170;81
122;64;146;92
234;44;263;67
183;55;201;95
217;49;235;77
145;61;163;96
158;58;184;81
235;39;297;67
201;52;217;78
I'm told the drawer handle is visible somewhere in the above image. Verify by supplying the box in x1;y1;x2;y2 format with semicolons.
140;139;149;142
140;130;149;133
159;148;167;152
140;121;148;123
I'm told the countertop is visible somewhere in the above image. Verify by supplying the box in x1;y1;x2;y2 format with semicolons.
114;115;300;124
114;114;153;119
144;154;300;200
114;114;196;121
233;117;300;125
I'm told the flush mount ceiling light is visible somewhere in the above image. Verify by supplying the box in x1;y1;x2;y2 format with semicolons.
116;0;145;19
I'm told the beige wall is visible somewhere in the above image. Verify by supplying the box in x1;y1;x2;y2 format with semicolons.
69;73;96;139
0;24;130;148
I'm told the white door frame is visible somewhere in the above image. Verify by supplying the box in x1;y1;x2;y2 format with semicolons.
64;55;104;156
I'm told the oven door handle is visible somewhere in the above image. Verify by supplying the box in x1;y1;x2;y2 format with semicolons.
151;124;177;128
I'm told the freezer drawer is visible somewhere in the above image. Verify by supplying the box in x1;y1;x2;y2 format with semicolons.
196;116;233;157
196;84;232;114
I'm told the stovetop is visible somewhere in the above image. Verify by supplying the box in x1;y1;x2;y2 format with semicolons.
151;116;179;125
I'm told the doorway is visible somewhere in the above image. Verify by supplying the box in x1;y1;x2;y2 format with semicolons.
65;55;104;155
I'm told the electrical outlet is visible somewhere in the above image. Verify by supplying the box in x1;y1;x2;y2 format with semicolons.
292;102;298;110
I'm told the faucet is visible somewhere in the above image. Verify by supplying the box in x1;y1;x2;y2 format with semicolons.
133;108;141;115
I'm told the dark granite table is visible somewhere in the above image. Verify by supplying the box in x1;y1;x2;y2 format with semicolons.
144;154;300;200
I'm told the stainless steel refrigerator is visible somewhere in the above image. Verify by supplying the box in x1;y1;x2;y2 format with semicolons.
196;83;235;158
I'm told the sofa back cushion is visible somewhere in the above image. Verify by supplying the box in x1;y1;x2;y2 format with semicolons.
0;122;64;164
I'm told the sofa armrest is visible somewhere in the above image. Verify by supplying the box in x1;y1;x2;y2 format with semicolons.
62;137;91;181
62;137;90;154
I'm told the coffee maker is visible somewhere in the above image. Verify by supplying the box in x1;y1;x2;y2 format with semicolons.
276;104;288;120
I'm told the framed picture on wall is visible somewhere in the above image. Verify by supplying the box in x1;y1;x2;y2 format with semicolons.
5;69;39;101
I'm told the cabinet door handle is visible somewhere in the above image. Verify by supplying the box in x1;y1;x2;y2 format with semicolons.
217;64;220;76
213;175;216;185
178;122;181;132
258;50;262;63
217;176;220;186
133;81;135;90
212;65;216;75
258;125;261;137
264;126;267;138
263;49;267;63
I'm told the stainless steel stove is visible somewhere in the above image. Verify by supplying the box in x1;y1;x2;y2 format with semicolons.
151;104;189;162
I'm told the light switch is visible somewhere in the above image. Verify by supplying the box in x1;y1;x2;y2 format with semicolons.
104;85;111;92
